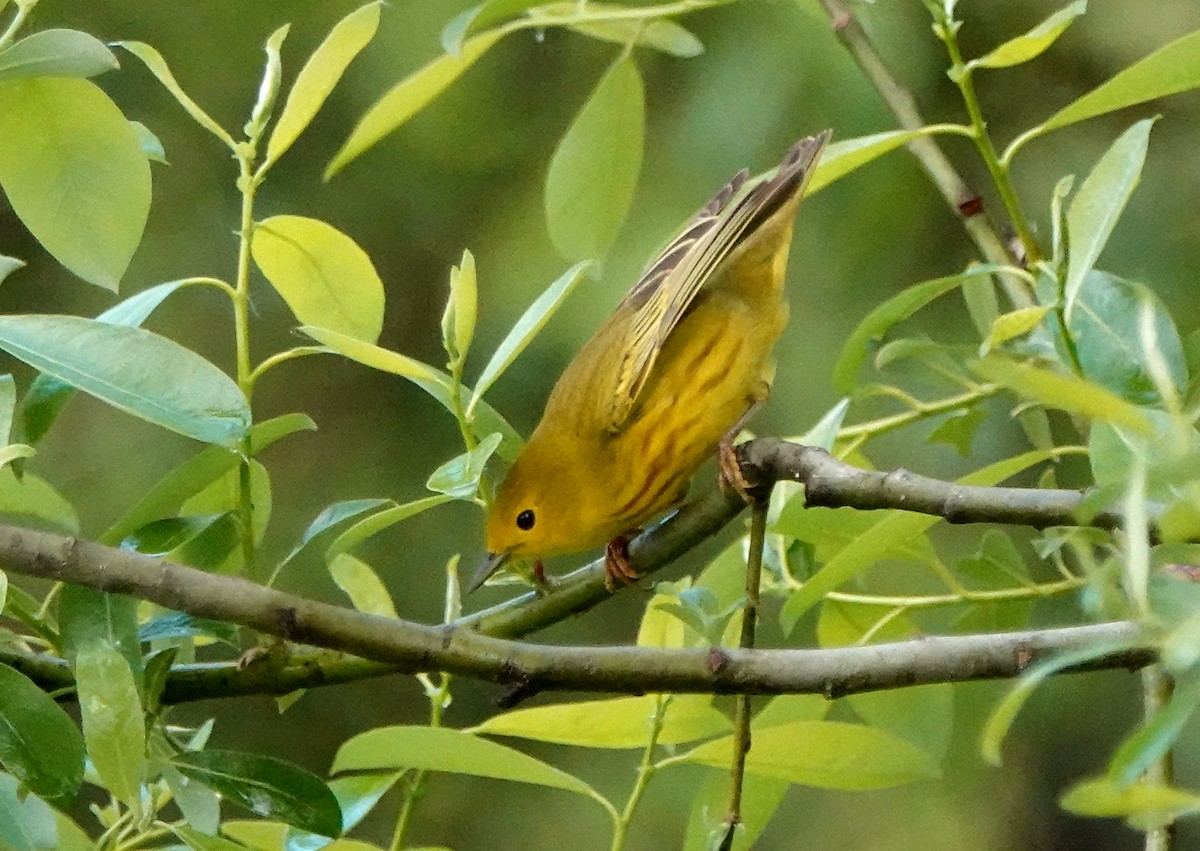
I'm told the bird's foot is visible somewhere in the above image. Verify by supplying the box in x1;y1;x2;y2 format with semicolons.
604;534;640;592
717;441;755;504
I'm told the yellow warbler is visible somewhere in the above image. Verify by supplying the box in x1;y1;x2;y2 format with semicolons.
473;131;831;591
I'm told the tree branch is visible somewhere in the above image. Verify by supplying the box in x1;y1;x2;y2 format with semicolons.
0;440;1132;702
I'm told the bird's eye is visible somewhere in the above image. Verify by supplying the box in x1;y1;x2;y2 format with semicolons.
516;509;536;531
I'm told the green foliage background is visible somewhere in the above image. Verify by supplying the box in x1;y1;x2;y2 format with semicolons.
2;0;1200;848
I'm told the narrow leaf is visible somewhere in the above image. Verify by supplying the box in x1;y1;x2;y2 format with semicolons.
970;1;1086;70
1042;28;1200;131
0;664;85;799
129;120;167;163
332;725;599;798
0;315;249;445
981;305;1051;354
568;18;703;57
426;433;502;499
1063;119;1154;321
173;749;343;837
115;41;235;148
0;773;59;851
283;498;391;565
0;29;118;80
683;770;786;851
328;553;398;619
266;2;382;166
252;215;385;343
806;129;921;195
0;78;151;289
326;31;505;179
467;260;592;415
326;495;452;558
0;255;24;284
1109;671;1200;787
0;468;78;532
545;57;644;261
441;0;541;54
1060;776;1200;820
76;642;146;811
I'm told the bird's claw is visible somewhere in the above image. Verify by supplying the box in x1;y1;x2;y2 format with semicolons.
604;535;640;592
718;442;755;504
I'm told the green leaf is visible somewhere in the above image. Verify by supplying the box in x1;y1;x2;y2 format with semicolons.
326;495;452;559
774;504;935;565
1063;119;1154;321
981;306;1051;354
806;129;921;196
1060;776;1200;821
0;664;84;799
129;120;167;164
174;825;257;851
0;374;13;445
325;30;505;179
752;694;829;729
426;433;502;499
300;326;523;461
441;0;542;55
282;498;391;566
567;17;703;58
265;2;381;166
781;449;1063;630
180;459;271;546
76;642;146;812
682;769;786;851
971;355;1151;433
969;1;1086;70
332;725;599;798
545;56;643;261
441;250;478;368
101;414;313;547
0;255;24;284
1109;670;1200;787
23;279;193;445
1042;28;1200;132
832;265;1001;392
0;29;118;80
0;315;249;445
637;590;689;649
59;585;142;681
475;695;729;748
173;750;343;838
328;553;397;619
0;78;151;289
1067;271;1187;407
466;260;592;416
681;721;940;789
0;772;60;851
115;41;235;149
0;468;78;533
139;612;238;647
252;215;384;343
927;407;986;457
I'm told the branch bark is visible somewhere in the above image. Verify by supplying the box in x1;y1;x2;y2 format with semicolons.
0;440;1134;702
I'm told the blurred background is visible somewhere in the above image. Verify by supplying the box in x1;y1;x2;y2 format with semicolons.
3;0;1200;847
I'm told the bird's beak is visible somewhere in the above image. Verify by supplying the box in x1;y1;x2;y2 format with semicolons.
467;550;511;593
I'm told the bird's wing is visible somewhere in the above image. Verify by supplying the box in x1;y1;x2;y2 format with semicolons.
604;131;830;432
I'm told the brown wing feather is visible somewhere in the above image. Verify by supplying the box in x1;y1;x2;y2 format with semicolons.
605;131;831;432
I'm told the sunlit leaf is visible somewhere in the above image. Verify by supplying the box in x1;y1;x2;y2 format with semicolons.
475;695;729;748
0;468;78;532
326;495;452;559
442;249;478;368
328;553;398;619
0;29;118;80
326;31;505;179
806;129;922;195
1041;28;1200;131
1060;776;1200;822
129;120;167;164
545;56;643;261
0;78;150;289
252;215;385;343
426;432;502;499
0;664;84;799
59;585;142;680
981;306;1051;354
968;1;1086;70
76;642;146;812
115;41;235;148
1063;119;1154;321
567;17;703;57
441;0;542;55
467;260;592;416
681;721;940;788
174;750;343;837
682;769;786;851
265;2;382;166
0;772;64;851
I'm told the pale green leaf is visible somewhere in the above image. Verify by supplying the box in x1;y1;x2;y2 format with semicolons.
326;30;505;179
969;1;1086;70
0;255;24;284
174;825;255;851
682;769;786;851
1109;671;1200;787
129;120;167;163
833;265;1002;392
282;498;391;566
76;642;146;812
807;129;921;196
427;433;502;498
326;495;452;559
751;694;828;729
0;664;84;799
441;0;542;54
0;468;78;533
545;56;643;261
332;725;600;798
0;29;118;80
266;2;382;166
441;249;478;367
0;315;249;445
0;772;59;851
1063;119;1154;321
981;306;1051;354
0;374;13;445
1060;776;1200;820
253;215;385;343
115;41;235;148
467;260;592;416
1042;28;1200;131
567;17;703;57
971;355;1151;433
475;695;729;748
328;553;398;619
681;721;940;789
0;77;150;289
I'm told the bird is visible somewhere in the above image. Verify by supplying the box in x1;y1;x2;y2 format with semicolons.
472;130;831;592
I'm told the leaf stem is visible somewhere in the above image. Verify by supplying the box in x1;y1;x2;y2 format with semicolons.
827;575;1084;609
0;0;35;52
836;384;1000;442
247;346;328;388
609;695;670;851
1142;666;1176;851
233;154;258;579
